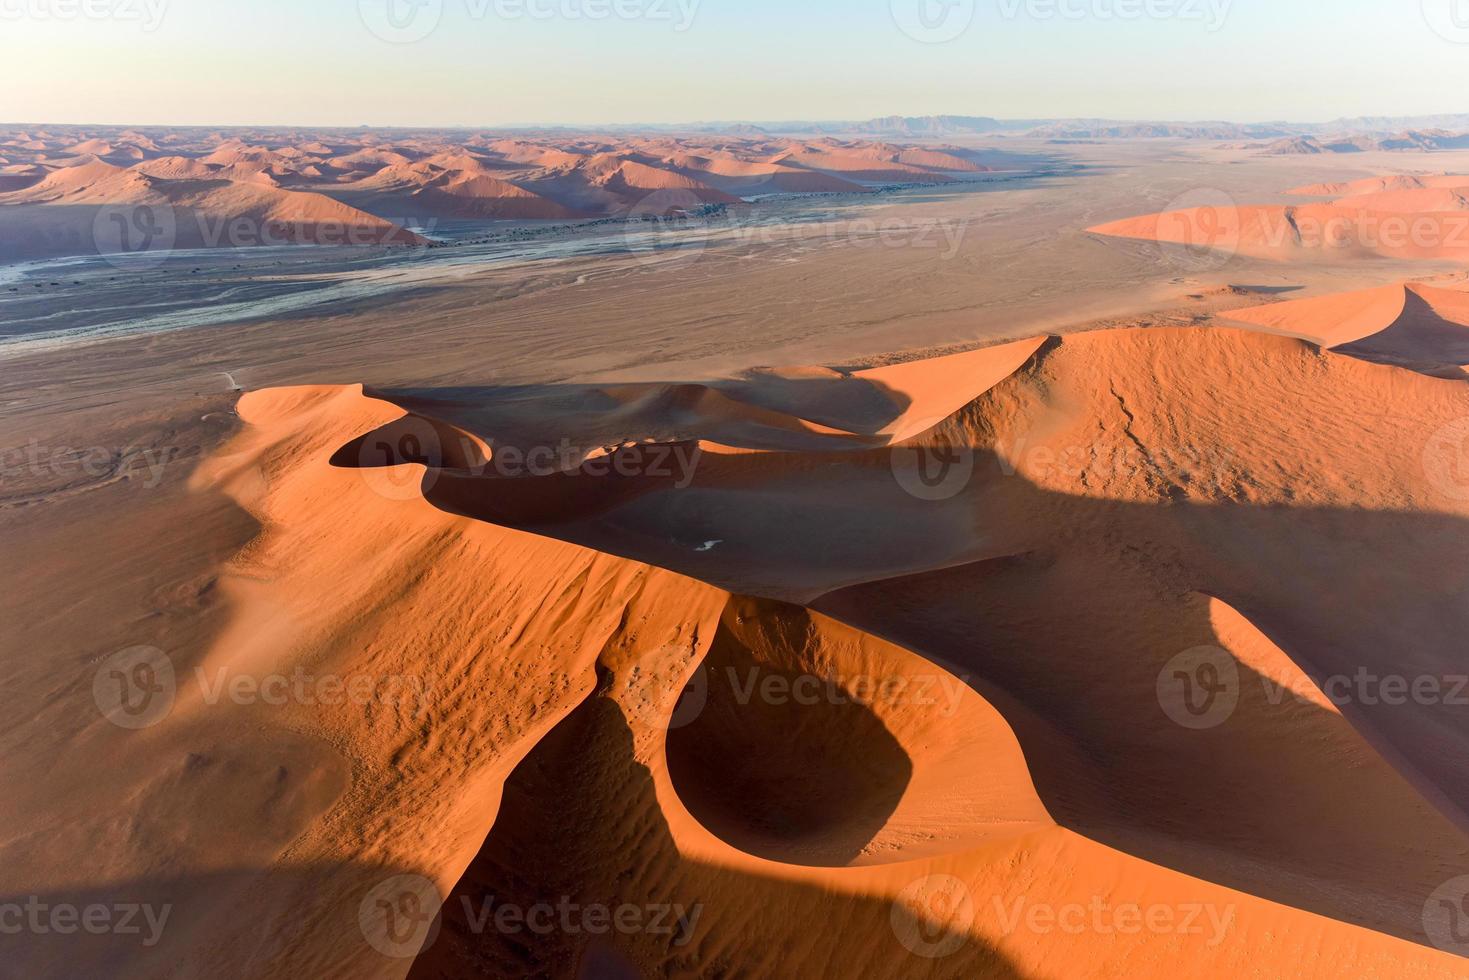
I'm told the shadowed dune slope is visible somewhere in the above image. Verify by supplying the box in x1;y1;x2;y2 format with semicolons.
61;314;1469;976
175;317;1469;976
1226;280;1469;373
664;597;1050;868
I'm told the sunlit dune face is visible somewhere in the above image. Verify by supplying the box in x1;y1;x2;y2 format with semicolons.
1090;173;1469;264
178;309;1469;978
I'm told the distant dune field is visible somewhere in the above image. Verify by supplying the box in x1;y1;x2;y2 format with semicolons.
0;127;993;261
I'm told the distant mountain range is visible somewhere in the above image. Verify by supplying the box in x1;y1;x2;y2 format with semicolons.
9;114;1469;151
796;114;1469;142
691;114;1469;154
1258;131;1469;155
638;113;1469;149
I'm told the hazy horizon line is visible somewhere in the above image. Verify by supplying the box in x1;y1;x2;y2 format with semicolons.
5;108;1469;133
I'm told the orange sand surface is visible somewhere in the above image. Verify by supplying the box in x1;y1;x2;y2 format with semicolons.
1225;280;1469;374
9;147;1469;979
16;317;1468;977
1089;173;1469;263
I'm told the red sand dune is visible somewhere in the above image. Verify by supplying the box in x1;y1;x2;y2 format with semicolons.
141;313;1469;978
1334;187;1469;213
1090;174;1469;262
134;155;223;180
1226;280;1469;373
891;146;984;171
415;171;578;220
200;144;293;168
591;160;739;206
1288;174;1469;197
0;128;979;258
327;148;417;171
774;144;958;182
651;150;872;195
66;138;120;156
481;139;590;169
0;163;425;249
344;158;577;220
12;157;129;196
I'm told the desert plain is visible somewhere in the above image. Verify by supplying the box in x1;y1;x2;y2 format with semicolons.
4;128;1469;978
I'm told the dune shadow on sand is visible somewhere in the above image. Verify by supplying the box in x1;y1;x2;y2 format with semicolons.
407;674;1024;980
336;368;1469;951
663;614;915;867
0;859;450;980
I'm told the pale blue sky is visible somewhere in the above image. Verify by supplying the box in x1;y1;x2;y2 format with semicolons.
1;0;1466;126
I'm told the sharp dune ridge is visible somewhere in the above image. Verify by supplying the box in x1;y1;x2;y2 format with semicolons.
1225;280;1469;375
122;310;1469;977
1288;173;1469;197
1089;172;1469;263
